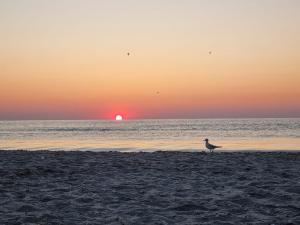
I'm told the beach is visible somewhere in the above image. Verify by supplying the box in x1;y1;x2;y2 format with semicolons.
0;150;300;225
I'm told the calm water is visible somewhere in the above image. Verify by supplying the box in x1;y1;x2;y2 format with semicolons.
0;119;299;152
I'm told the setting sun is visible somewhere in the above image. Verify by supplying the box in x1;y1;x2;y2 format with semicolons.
115;115;123;121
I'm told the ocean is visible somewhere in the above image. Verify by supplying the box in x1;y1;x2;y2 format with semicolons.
0;118;299;152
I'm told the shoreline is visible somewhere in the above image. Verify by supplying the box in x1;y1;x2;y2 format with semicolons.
2;149;300;153
1;150;300;224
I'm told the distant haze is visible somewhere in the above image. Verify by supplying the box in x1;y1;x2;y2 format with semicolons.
1;0;300;119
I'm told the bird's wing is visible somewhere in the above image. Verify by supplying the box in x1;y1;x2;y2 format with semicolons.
209;143;222;149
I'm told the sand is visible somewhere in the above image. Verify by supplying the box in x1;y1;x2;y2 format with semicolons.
0;150;300;225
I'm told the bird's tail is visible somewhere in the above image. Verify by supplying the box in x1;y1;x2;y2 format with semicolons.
215;146;222;148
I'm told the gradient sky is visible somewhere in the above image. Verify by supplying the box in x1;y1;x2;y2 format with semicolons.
0;0;300;119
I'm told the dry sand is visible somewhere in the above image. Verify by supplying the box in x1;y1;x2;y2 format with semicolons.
0;150;300;225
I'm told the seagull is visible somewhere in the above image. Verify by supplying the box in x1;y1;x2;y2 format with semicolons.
204;138;222;153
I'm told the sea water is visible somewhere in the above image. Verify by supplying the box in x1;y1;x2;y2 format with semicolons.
0;118;299;152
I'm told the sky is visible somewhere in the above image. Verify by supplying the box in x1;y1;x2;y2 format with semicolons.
0;0;300;119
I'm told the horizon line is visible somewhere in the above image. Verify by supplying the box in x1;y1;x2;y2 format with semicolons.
1;116;300;121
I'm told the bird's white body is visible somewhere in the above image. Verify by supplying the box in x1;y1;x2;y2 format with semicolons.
204;139;221;152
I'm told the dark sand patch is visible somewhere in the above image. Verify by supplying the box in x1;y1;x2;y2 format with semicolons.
0;150;300;224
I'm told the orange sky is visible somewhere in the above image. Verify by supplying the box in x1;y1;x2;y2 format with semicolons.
0;0;300;119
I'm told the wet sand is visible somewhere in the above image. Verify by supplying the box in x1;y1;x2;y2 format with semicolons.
0;150;300;225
